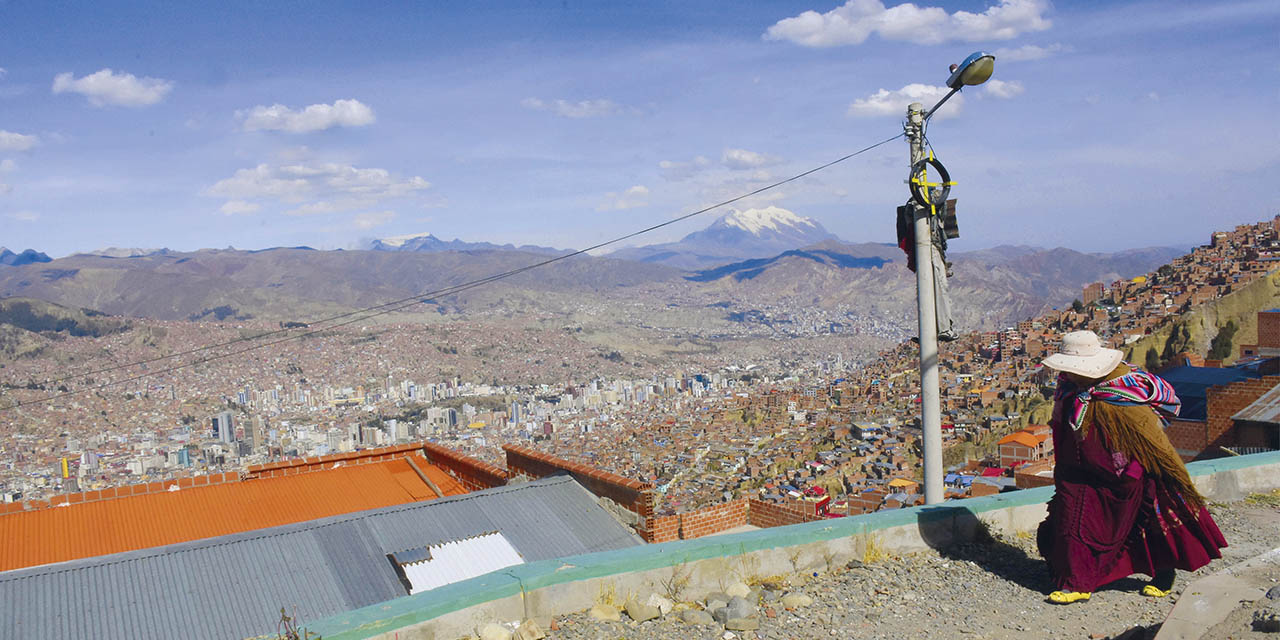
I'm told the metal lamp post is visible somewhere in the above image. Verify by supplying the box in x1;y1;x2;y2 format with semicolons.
907;51;995;505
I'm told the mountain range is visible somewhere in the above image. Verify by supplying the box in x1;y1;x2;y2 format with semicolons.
609;207;837;269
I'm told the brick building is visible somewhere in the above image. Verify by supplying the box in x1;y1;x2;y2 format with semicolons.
1163;364;1280;460
1081;281;1104;306
996;425;1052;468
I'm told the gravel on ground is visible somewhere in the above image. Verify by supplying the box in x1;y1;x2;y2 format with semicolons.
544;496;1280;640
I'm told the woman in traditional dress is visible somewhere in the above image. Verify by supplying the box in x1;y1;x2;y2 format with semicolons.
1036;331;1228;604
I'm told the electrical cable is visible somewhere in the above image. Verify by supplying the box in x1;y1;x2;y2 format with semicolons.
1;131;905;411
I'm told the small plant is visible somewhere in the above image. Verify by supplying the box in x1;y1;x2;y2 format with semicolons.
787;548;805;573
1245;489;1280;508
861;534;889;564
660;560;692;603
276;607;313;640
821;548;839;574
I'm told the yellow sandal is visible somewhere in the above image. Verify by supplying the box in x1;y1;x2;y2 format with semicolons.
1141;585;1171;598
1048;590;1092;604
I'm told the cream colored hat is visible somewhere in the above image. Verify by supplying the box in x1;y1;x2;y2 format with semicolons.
1042;330;1123;379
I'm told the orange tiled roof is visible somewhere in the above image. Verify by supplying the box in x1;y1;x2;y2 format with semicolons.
997;431;1042;448
0;452;467;572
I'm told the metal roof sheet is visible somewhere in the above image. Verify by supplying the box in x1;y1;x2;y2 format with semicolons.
0;453;467;572
1232;381;1280;423
0;475;641;640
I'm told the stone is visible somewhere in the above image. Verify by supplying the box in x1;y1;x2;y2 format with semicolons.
726;582;752;598
645;592;675;616
514;619;545;640
846;559;866;570
477;622;513;640
1255;607;1280;633
625;598;661;622
725;595;756;620
589;603;621;622
1268;585;1280;601
712;605;731;625
782;593;814;609
764;607;777;618
725;617;761;631
548;619;559;631
681;609;716;626
705;591;731;611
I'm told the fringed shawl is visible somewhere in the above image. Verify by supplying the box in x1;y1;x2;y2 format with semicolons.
1058;364;1181;432
1057;364;1204;509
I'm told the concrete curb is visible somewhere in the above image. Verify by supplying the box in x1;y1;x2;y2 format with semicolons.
1156;547;1280;640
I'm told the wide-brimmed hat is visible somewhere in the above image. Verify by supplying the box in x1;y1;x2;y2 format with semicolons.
1042;330;1123;379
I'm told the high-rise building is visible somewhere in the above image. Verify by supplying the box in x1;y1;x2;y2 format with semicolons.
211;411;235;444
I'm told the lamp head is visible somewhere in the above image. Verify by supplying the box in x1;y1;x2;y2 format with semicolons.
946;51;996;89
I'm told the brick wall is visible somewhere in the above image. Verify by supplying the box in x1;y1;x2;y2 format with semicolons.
245;441;508;491
1260;311;1280;348
0;472;243;514
640;498;821;543
421;442;508;490
503;444;651;513
746;498;823;528
1204;376;1280;457
679;499;750;539
1166;418;1207;461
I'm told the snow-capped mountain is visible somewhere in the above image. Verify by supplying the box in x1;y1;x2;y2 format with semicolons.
609;206;839;269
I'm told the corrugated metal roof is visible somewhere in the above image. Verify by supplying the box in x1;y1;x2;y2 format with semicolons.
1232;381;1280;423
402;531;525;594
0;453;467;572
0;475;642;640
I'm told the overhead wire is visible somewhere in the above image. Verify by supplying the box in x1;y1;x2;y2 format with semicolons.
1;131;906;411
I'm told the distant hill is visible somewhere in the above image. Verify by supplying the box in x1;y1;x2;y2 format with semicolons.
610;206;838;269
0;248;681;321
687;240;1186;330
0;247;52;267
369;233;568;256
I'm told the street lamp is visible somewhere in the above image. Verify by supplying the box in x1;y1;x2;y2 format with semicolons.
905;51;995;505
924;51;997;120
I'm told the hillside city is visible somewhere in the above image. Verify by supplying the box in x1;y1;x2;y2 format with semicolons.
3;215;1278;522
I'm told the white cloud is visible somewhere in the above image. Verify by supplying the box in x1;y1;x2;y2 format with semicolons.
765;0;1051;47
848;84;962;118
6;211;38;221
722;148;781;170
658;156;711;181
353;211;396;230
521;97;625;118
205;162;430;215
0;158;15;172
993;43;1068;62
52;68;173;107
983;79;1025;99
0;68;6;78
0;130;38;151
239;99;376;133
219;200;261;215
597;185;650;211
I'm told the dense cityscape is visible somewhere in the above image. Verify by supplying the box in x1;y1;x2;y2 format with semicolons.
4;216;1277;523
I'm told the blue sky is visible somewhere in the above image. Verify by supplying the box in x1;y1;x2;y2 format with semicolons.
1;0;1277;257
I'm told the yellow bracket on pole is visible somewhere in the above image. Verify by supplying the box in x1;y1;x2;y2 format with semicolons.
909;151;957;216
